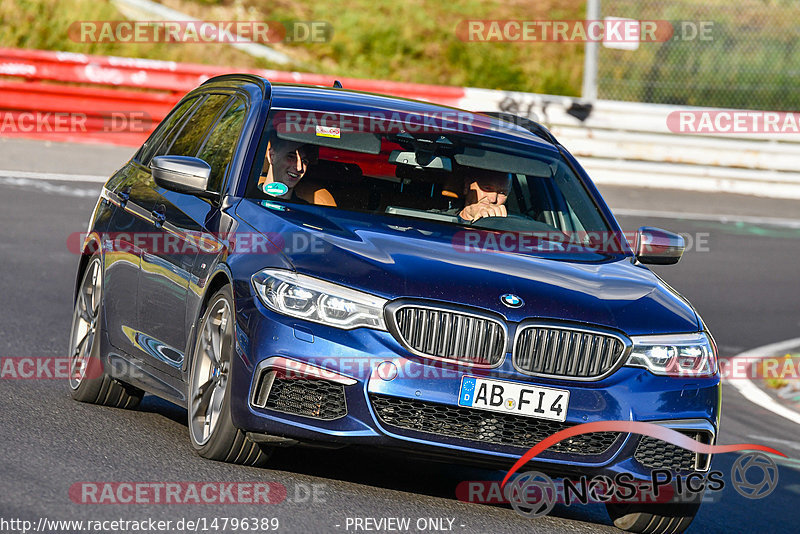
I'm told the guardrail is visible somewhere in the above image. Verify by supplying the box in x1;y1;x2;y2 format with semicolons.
463;88;800;198
0;47;464;145
2;47;799;198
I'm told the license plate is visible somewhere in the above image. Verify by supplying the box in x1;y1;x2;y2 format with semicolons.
458;376;569;422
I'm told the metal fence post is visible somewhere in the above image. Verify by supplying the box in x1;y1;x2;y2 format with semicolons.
582;0;601;102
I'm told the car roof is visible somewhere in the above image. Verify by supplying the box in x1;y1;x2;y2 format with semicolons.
194;72;553;152
267;83;558;151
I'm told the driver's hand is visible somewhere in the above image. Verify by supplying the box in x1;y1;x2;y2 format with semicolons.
460;203;507;222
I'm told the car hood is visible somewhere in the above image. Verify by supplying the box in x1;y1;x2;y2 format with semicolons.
237;199;699;336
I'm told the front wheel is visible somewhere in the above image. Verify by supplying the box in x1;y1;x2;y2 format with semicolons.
187;285;271;466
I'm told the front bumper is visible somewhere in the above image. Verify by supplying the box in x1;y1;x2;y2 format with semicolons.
229;297;721;480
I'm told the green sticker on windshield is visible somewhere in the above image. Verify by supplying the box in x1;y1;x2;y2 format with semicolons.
260;200;286;211
263;182;289;196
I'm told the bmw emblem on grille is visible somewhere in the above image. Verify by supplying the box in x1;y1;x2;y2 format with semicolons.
501;294;523;308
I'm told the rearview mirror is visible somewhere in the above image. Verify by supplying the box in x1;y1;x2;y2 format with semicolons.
634;227;685;265
389;150;453;171
151;155;213;197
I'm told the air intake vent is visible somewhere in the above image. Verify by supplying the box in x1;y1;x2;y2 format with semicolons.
371;394;621;456
251;370;347;421
635;431;712;472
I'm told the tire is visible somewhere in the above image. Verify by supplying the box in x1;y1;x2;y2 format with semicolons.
68;255;144;408
187;285;271;466
605;500;701;534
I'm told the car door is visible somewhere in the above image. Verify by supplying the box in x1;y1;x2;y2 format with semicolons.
103;95;202;359
183;95;249;348
137;93;248;377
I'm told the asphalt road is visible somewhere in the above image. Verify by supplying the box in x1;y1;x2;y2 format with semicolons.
1;139;799;534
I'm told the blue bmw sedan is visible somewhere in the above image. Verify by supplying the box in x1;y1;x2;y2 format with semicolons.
69;74;720;533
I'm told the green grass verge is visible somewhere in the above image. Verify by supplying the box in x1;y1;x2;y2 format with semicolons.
5;0;795;110
0;0;285;68
598;0;800;110
0;0;586;95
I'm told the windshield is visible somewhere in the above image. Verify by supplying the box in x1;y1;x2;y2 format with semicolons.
246;107;615;249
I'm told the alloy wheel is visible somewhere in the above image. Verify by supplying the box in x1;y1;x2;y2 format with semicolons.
68;259;101;389
189;297;232;446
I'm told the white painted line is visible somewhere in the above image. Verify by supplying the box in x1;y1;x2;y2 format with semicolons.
0;169;107;183
0;177;101;197
766;456;800;470
612;208;800;229
582;158;800;200
747;435;800;451
728;337;800;427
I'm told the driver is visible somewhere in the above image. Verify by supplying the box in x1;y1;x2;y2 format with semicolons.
258;135;336;206
457;169;511;222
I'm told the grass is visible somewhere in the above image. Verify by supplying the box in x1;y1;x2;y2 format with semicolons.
597;0;800;110
0;0;285;69
0;0;587;95
3;0;797;110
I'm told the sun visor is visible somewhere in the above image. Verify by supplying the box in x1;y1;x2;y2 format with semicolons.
454;147;552;176
273;112;382;154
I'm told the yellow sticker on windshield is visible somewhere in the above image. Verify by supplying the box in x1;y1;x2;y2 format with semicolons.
316;125;341;138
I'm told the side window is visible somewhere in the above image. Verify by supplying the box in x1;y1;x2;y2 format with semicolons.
138;96;200;166
166;94;232;157
196;97;247;194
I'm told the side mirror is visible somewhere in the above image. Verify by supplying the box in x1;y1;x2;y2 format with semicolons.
151;155;214;197
634;226;685;265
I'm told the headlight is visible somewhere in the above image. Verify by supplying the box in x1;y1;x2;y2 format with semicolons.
626;332;717;377
252;269;387;330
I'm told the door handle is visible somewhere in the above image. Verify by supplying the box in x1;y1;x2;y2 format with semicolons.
151;204;166;228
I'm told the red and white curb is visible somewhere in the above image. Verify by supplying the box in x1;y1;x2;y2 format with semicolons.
728;337;800;427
